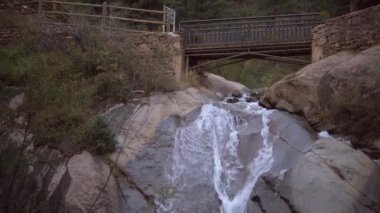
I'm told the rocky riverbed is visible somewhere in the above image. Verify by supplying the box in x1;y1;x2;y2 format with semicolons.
2;45;380;213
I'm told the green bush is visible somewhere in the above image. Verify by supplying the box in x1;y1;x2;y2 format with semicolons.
84;118;117;155
0;45;35;86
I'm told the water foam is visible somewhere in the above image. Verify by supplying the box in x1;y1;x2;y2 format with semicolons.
162;100;274;213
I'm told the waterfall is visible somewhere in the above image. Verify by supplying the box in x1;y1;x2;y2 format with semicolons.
160;99;274;213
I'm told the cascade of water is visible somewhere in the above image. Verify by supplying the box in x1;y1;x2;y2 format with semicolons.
161;100;274;213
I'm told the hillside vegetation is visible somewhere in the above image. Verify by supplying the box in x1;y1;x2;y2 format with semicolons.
121;0;379;20
0;11;183;210
0;12;176;155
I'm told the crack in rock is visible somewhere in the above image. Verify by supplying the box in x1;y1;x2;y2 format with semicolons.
251;195;266;213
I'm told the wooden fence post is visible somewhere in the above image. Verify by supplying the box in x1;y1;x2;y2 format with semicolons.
101;2;107;31
162;6;166;32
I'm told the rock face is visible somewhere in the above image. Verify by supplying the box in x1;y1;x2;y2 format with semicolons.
278;138;380;213
250;137;380;213
1;74;250;213
102;74;250;212
205;73;251;96
260;51;355;125
1;149;124;213
261;44;380;157
64;152;122;213
318;46;380;156
101;72;380;213
105;74;249;165
3;72;380;213
105;92;380;213
108;100;319;213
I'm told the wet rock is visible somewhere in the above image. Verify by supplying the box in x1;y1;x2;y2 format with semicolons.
250;88;266;99
100;74;251;212
267;111;317;174
231;93;243;98
104;88;214;167
117;175;155;213
245;97;255;103
226;98;239;103
109;101;318;212
251;179;292;213
249;92;260;100
247;111;317;213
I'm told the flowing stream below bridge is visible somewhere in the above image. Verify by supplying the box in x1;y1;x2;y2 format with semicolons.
157;96;275;213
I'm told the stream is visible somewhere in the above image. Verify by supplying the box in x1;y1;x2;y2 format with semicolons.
158;96;275;212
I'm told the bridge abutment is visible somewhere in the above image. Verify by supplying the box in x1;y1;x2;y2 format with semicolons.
132;32;184;83
312;4;380;62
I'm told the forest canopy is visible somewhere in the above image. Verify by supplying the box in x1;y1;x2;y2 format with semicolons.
117;0;379;20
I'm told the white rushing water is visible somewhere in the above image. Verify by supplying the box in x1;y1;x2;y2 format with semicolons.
162;99;274;213
318;130;331;138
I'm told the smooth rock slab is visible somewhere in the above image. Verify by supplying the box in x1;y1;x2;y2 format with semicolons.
278;138;380;213
64;152;122;213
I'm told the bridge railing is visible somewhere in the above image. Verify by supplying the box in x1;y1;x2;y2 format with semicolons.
180;13;322;49
13;0;176;33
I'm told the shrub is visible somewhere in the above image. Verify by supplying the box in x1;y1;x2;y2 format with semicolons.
0;44;35;86
84;118;117;155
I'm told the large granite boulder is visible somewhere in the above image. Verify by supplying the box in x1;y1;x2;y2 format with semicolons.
260;51;354;125
248;110;318;213
250;137;380;213
278;138;380;213
318;46;380;157
205;73;251;96
64;151;122;213
102;75;251;212
0;147;123;213
261;44;380;157
111;105;319;213
108;96;380;213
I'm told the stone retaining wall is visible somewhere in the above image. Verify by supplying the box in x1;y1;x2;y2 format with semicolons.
131;33;183;82
312;4;380;62
0;28;21;44
0;24;184;81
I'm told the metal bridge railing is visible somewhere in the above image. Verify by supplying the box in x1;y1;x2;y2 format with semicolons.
180;13;322;49
13;0;176;33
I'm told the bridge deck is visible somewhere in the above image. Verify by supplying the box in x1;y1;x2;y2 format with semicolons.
180;13;322;61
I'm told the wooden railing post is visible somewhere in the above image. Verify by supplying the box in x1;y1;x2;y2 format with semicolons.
101;2;107;31
162;6;166;32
